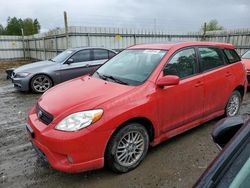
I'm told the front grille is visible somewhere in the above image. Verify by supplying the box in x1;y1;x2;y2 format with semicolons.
36;104;53;125
247;75;250;83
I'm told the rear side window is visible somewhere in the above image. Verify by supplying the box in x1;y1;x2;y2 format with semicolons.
164;48;197;78
199;47;224;72
93;49;109;60
224;49;241;64
70;50;91;63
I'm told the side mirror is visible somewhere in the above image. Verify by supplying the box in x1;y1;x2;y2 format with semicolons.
212;116;244;149
66;58;74;64
156;75;180;87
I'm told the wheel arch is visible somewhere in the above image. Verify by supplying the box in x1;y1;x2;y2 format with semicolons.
29;73;54;90
233;85;245;100
104;116;155;155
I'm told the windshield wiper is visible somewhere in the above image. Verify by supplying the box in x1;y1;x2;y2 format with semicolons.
96;71;107;80
95;71;128;85
48;59;55;62
102;74;128;85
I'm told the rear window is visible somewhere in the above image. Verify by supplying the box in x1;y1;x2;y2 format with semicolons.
224;49;241;64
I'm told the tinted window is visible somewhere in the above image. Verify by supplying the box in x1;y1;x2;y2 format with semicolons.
199;47;224;71
70;50;91;63
93;49;109;60
109;51;116;59
242;50;250;59
164;48;197;78
224;49;241;64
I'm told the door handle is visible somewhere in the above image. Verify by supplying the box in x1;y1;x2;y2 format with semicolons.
225;72;232;77
195;81;204;87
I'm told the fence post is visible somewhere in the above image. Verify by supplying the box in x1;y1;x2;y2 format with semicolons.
21;28;26;60
134;34;137;45
64;11;69;48
87;33;90;46
34;38;37;60
55;36;58;55
43;37;46;60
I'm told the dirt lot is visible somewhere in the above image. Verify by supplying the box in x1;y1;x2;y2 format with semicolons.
0;61;249;188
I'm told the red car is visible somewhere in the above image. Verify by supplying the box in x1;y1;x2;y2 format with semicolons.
27;42;247;173
241;49;250;86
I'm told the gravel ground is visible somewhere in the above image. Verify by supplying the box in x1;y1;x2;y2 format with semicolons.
0;61;249;188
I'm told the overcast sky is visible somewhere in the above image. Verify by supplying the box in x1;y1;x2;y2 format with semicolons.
0;0;249;33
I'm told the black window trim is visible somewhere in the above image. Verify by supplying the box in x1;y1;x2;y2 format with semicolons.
162;46;199;80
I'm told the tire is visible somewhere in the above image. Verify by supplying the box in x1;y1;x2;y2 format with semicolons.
30;74;53;93
105;123;149;173
225;90;241;117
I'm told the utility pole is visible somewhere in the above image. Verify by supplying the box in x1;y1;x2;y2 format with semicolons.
21;28;26;60
64;11;69;48
202;22;207;41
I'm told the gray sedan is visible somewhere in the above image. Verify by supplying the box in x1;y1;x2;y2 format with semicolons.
11;47;117;93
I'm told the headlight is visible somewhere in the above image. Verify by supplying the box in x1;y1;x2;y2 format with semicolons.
15;72;30;78
55;109;103;131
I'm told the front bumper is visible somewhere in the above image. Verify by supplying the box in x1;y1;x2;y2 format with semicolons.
27;110;113;173
11;76;31;91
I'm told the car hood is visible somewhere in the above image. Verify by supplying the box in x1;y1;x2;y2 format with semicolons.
242;59;250;70
14;60;57;73
38;76;136;117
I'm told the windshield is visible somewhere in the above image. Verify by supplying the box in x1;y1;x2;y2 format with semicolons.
242;50;250;59
92;49;167;86
51;49;76;62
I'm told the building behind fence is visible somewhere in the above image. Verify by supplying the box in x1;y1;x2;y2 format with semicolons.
0;26;250;60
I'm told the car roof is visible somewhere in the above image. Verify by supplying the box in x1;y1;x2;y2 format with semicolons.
67;47;117;53
128;41;235;50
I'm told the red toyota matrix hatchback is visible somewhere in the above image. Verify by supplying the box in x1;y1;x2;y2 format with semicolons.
27;42;247;173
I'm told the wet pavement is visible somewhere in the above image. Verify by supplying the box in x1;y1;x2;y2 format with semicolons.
0;62;249;188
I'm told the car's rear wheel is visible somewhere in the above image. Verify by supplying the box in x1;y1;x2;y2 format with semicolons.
105;123;149;173
225;90;241;117
30;74;53;93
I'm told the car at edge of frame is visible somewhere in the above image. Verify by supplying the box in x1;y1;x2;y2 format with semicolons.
241;49;250;87
10;47;117;93
195;116;250;188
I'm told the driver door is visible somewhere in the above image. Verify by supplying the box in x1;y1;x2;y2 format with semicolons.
60;49;94;82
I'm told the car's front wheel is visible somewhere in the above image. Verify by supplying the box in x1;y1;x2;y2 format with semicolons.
105;123;149;173
225;90;241;117
30;74;53;93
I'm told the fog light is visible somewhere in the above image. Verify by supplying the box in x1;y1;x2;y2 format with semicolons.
67;155;74;163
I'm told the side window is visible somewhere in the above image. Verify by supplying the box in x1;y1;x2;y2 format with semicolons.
70;50;91;63
199;47;224;71
108;51;116;59
93;49;109;60
224;49;241;64
164;48;197;78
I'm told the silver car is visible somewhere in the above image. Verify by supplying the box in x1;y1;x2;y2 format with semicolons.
11;47;117;93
